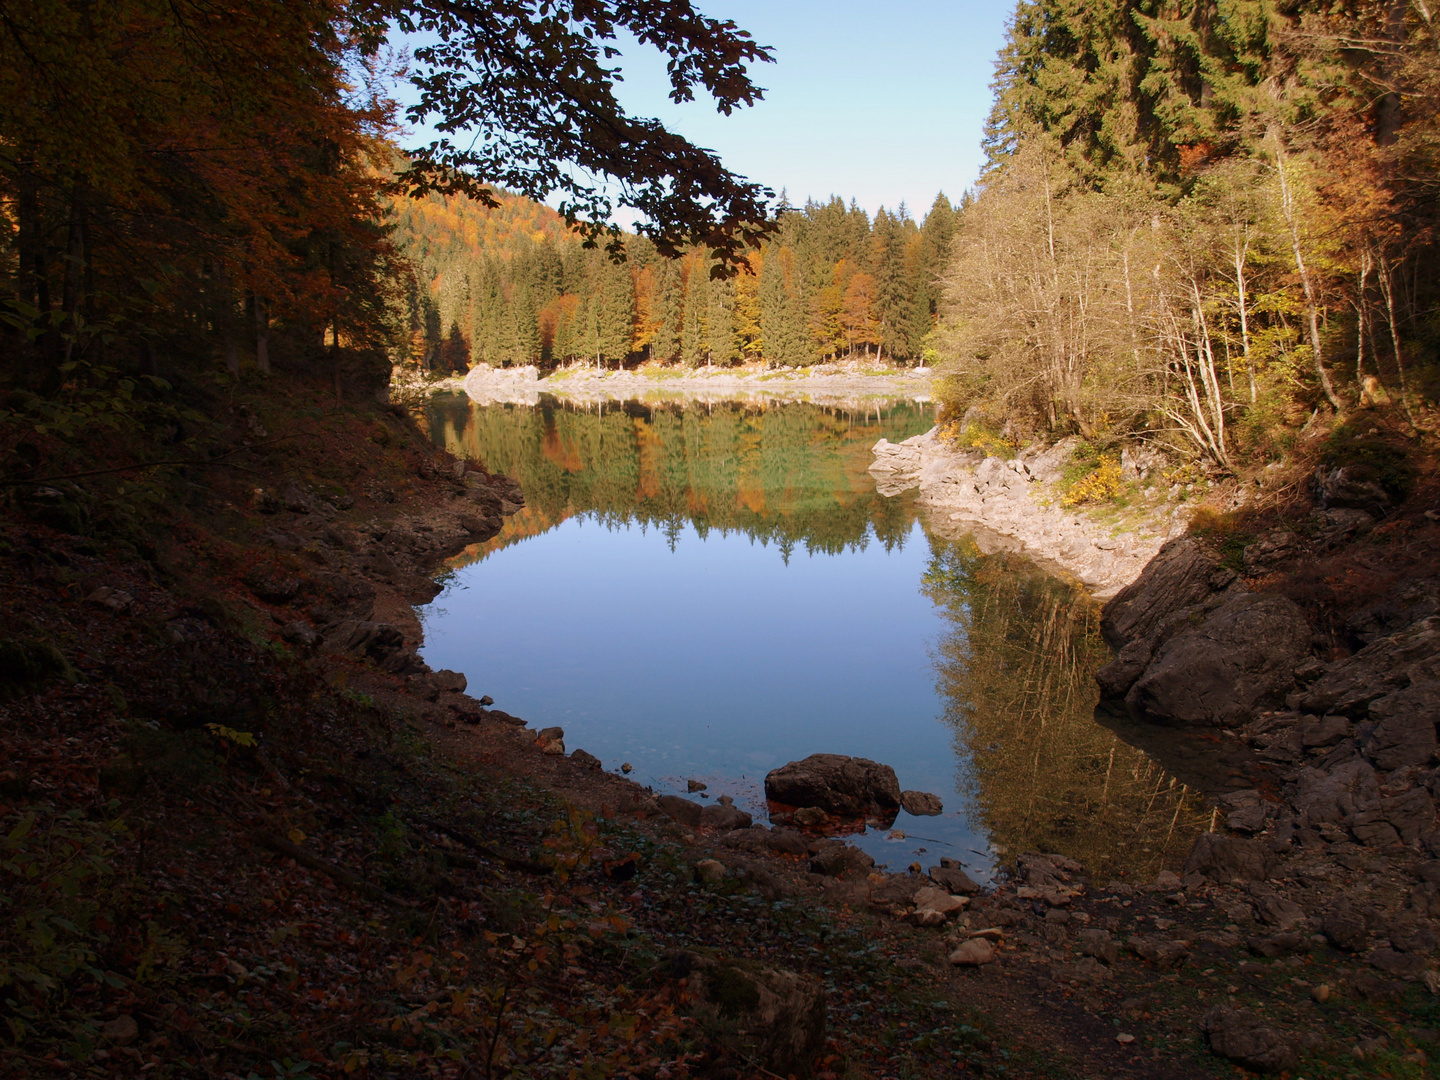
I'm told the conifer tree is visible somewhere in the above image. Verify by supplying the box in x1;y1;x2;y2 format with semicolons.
651;261;682;363
681;263;709;367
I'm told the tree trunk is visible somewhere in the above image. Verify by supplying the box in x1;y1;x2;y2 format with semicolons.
253;296;271;374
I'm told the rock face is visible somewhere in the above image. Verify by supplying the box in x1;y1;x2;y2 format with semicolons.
1300;616;1440;716
765;754;901;819
1100;537;1234;647
1124;593;1313;726
1183;833;1276;883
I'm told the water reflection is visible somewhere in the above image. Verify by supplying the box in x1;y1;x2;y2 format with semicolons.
426;393;929;560
923;540;1213;881
421;393;1216;879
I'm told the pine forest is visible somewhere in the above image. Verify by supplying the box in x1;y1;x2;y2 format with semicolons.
394;190;958;372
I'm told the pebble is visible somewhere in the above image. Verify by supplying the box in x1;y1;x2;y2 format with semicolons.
1116;1033;1135;1045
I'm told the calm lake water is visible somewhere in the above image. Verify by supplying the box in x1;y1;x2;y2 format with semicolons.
422;392;1214;879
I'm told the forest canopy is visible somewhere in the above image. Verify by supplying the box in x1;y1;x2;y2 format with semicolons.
0;0;776;396
937;0;1440;466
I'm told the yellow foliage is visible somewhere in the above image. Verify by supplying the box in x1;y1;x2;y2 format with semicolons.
1059;455;1122;507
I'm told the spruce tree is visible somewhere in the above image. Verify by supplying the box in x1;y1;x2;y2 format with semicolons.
651;260;682;363
681;262;708;367
596;258;634;366
706;271;739;366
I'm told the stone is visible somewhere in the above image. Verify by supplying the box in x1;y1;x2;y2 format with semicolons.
911;887;967;916
1100;537;1229;647
320;619;406;665
700;804;753;831
1291;758;1381;824
1366;681;1440;769
536;727;565;755
279;621;318;649
1079;928;1118;965
430;669;467;695
764;829;808;857
928;865;981;895
570;748;602;770
1095;637;1155;698
1154;869;1182;889
1125;594;1313;726
1251;891;1306;929
1322;903;1370;952
1302;714;1351;748
1183;833;1276;883
764;754;901;818
1315;465;1392;518
867;874;925;908
244;569;302;604
657;795;703;828
86;586;134;613
909;908;947;927
100;1014;139;1045
792;806;827;827
1246;932;1307;958
808;839;874;878
669;953;826;1077
900;790;943;816
1300;616;1440;717
1367;948;1428;976
694;859;726;884
281;482;315;513
1202;1007;1297;1073
687;779;708;793
1128;936;1189;968
620;762;633;773
948;938;996;966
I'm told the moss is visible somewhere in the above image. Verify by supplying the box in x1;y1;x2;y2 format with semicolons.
0;637;77;698
707;963;761;1018
1319;424;1416;502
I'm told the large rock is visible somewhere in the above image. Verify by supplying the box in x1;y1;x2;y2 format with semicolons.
320;619;406;664
1100;537;1232;647
1365;680;1440;769
1183;833;1276;883
1299;616;1440;717
928;865;981;895
1125;594;1312;726
1201;1007;1297;1073
666;952;826;1077
1290;758;1380;824
765;754;901;818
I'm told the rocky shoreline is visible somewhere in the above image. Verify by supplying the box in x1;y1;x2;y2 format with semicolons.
869;427;1185;599
458;360;934;408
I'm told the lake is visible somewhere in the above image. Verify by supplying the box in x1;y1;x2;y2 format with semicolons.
422;391;1213;880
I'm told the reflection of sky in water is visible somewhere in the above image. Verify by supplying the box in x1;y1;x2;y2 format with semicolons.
420;515;994;873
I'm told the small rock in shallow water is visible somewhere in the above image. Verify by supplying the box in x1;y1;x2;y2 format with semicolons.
620;762;632;773
687;779;707;793
900;790;943;816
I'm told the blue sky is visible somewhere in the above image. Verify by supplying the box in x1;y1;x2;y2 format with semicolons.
603;1;1012;218
395;1;1013;224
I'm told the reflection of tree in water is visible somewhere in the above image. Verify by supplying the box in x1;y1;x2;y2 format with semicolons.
427;395;932;559
925;537;1213;881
